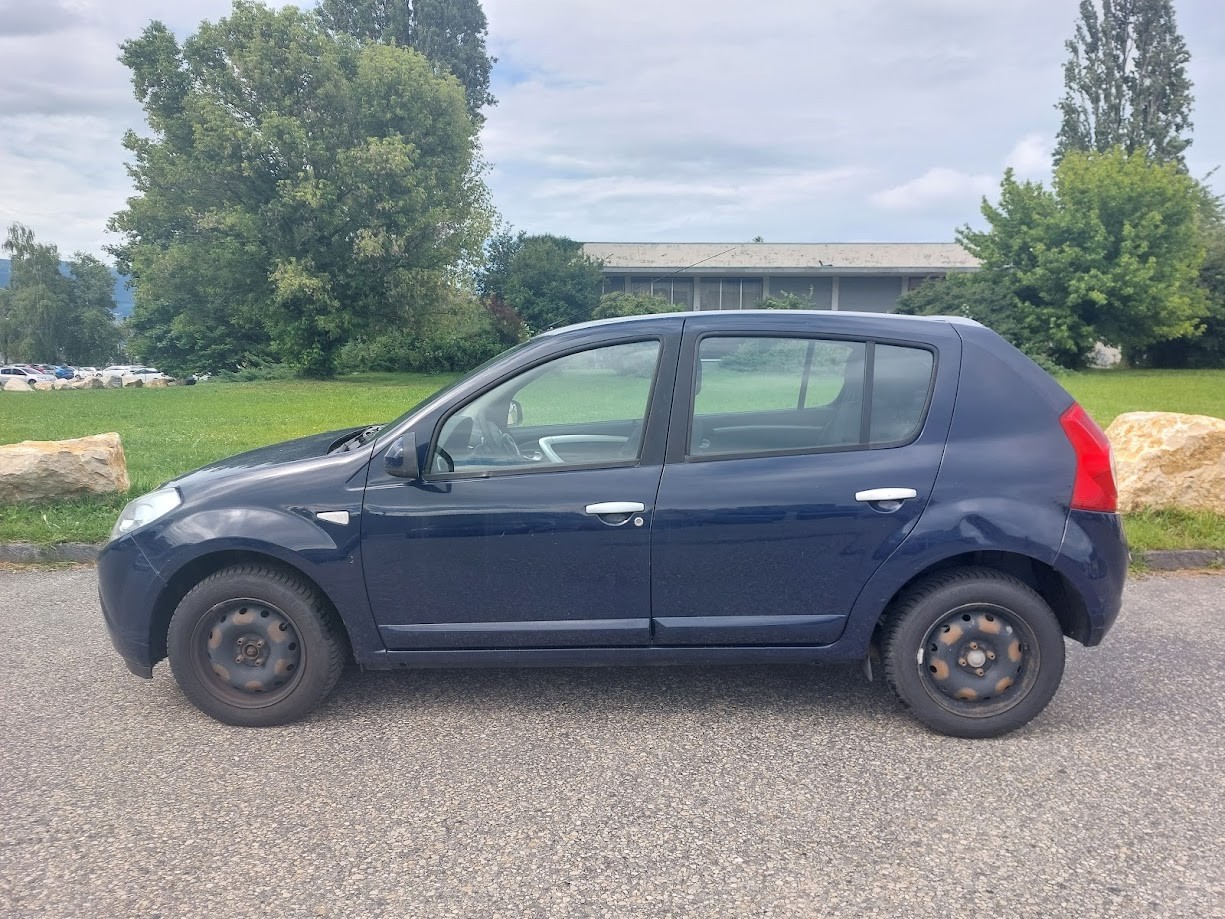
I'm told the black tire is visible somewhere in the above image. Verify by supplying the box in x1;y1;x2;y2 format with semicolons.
167;564;348;727
881;567;1066;739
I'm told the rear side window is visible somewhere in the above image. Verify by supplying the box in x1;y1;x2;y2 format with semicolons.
689;336;933;458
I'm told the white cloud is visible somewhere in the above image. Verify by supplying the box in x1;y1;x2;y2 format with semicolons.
869;168;996;211
1005;133;1052;178
0;0;1222;258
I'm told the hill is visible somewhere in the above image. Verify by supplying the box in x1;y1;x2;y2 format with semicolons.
0;258;134;318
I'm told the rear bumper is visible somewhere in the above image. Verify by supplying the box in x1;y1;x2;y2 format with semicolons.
1057;509;1129;646
98;536;166;679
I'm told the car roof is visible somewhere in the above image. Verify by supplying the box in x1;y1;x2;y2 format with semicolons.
539;309;982;339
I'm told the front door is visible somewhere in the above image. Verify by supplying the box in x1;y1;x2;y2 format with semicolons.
651;328;955;645
362;336;677;650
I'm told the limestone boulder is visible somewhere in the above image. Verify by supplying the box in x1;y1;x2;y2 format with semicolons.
121;375;144;388
1105;412;1225;514
102;374;123;388
0;433;130;503
79;377;104;390
145;377;168;388
33;381;54;392
3;378;33;392
52;378;70;390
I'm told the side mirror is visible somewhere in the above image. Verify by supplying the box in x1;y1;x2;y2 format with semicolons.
507;399;523;427
384;433;420;479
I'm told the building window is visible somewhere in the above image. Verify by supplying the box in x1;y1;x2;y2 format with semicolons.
626;276;693;308
697;278;765;310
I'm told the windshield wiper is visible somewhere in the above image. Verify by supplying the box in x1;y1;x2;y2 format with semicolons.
331;424;384;454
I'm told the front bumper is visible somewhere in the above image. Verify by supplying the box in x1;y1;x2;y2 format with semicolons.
97;535;167;679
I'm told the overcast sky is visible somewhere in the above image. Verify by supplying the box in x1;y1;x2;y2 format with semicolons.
1;0;1222;261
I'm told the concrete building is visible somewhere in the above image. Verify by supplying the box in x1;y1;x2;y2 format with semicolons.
583;242;980;313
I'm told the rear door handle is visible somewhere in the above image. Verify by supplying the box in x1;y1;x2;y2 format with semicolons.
585;501;646;515
855;488;918;503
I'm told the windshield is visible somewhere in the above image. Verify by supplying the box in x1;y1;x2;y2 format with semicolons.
372;339;537;445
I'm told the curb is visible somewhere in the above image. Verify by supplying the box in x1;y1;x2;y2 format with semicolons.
1136;549;1225;570
0;543;1222;570
0;543;102;564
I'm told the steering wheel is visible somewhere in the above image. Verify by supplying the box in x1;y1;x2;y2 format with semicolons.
476;412;522;460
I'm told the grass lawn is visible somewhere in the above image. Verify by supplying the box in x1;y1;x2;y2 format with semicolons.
0;374;457;544
1;367;1223;550
1059;368;1225;428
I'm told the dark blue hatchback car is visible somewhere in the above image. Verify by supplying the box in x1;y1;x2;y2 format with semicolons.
99;311;1127;737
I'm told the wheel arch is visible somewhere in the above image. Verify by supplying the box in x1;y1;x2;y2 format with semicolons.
872;550;1091;648
146;549;350;665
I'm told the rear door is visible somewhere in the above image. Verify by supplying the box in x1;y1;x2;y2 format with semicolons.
650;317;960;645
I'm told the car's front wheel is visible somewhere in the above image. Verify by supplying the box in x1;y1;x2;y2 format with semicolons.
167;564;347;727
882;567;1066;738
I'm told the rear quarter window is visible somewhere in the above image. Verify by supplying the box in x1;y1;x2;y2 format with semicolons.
869;344;935;445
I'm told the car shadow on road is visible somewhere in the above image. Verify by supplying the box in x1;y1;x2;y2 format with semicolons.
316;661;903;726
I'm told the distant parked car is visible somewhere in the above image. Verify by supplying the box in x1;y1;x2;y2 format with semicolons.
74;367;102;379
0;365;55;384
54;366;76;379
102;365;166;382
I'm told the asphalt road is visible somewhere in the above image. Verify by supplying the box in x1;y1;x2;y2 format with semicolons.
0;567;1222;919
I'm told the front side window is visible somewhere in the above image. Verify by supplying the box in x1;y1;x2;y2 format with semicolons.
689;336;933;458
432;340;661;475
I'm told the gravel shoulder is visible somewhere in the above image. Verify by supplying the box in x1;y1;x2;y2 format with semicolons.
0;568;1222;918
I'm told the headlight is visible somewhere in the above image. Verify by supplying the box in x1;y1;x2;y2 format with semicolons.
110;487;182;540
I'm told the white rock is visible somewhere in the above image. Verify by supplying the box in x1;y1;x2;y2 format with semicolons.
33;381;55;392
121;375;144;388
3;378;33;393
52;378;71;390
0;433;130;502
1105;412;1225;514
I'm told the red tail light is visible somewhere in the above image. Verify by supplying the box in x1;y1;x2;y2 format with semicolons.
1059;403;1117;513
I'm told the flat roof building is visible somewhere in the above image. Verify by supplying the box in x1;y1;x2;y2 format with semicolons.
583;242;980;314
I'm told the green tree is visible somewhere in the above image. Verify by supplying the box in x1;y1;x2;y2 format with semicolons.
478;233;604;331
1143;223;1225;367
1;224;69;362
110;2;489;377
959;150;1207;367
477;230;527;300
64;254;124;364
1055;0;1194;166
317;0;495;123
896;273;1067;374
0;224;122;364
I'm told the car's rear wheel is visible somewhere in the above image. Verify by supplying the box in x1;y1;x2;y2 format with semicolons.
882;567;1066;738
167;564;347;727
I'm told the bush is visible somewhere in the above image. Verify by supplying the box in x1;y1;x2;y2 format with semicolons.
337;330;504;374
896;273;1067;374
213;361;298;382
592;291;678;319
755;293;818;310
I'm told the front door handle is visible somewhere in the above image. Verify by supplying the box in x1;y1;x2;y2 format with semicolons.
585;501;646;516
855;487;918;503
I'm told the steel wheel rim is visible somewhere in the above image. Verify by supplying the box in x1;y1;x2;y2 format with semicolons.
191;598;305;709
918;602;1040;718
